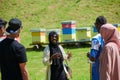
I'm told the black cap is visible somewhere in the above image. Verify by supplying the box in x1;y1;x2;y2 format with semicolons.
6;18;22;34
0;18;7;28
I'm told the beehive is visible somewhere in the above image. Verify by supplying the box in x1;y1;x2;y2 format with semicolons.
76;27;91;41
30;29;46;44
61;20;76;42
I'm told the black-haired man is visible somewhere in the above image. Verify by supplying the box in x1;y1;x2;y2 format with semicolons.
0;18;29;80
87;16;107;80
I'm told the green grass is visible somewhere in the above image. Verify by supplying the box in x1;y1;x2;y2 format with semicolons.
0;0;120;47
0;0;120;80
26;46;90;80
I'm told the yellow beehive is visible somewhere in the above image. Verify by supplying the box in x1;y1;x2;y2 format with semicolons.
113;24;120;33
62;33;76;42
30;29;46;44
76;27;91;41
46;29;61;43
116;24;120;37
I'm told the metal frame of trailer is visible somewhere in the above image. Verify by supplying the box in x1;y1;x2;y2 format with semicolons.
30;39;91;49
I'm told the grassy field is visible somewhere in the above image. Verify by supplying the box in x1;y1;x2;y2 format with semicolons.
0;0;120;46
26;46;90;80
0;0;120;80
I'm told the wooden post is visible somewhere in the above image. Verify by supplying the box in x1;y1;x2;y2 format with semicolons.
90;63;92;80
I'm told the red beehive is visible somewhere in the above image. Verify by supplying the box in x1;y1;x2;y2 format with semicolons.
61;20;76;28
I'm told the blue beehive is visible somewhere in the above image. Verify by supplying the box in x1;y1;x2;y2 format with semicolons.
62;28;76;34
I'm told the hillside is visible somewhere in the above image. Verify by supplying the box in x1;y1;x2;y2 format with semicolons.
0;0;120;47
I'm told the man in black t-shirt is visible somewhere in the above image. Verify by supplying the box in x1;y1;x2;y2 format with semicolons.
0;18;29;80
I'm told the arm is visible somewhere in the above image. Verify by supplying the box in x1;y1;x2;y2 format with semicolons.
67;51;72;60
15;43;29;80
87;52;96;62
43;46;52;65
89;38;100;62
89;50;99;62
19;63;29;80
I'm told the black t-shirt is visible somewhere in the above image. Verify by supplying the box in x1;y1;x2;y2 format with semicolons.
0;38;27;80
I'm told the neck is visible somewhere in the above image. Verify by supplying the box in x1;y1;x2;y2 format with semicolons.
6;35;15;39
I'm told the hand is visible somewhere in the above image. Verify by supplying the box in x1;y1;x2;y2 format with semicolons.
87;52;90;58
86;52;95;62
67;51;72;60
50;53;60;60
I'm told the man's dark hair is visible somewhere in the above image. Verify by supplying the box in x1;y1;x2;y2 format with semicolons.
95;16;107;25
0;18;7;29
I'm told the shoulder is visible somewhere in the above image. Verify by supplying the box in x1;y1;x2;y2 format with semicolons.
44;45;50;52
103;42;118;54
92;34;102;40
58;45;64;50
44;45;49;49
10;40;26;53
91;35;101;50
58;45;63;48
13;40;25;49
92;34;103;44
91;38;99;45
105;42;117;49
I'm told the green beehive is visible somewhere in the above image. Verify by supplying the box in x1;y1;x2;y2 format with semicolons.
76;27;91;41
